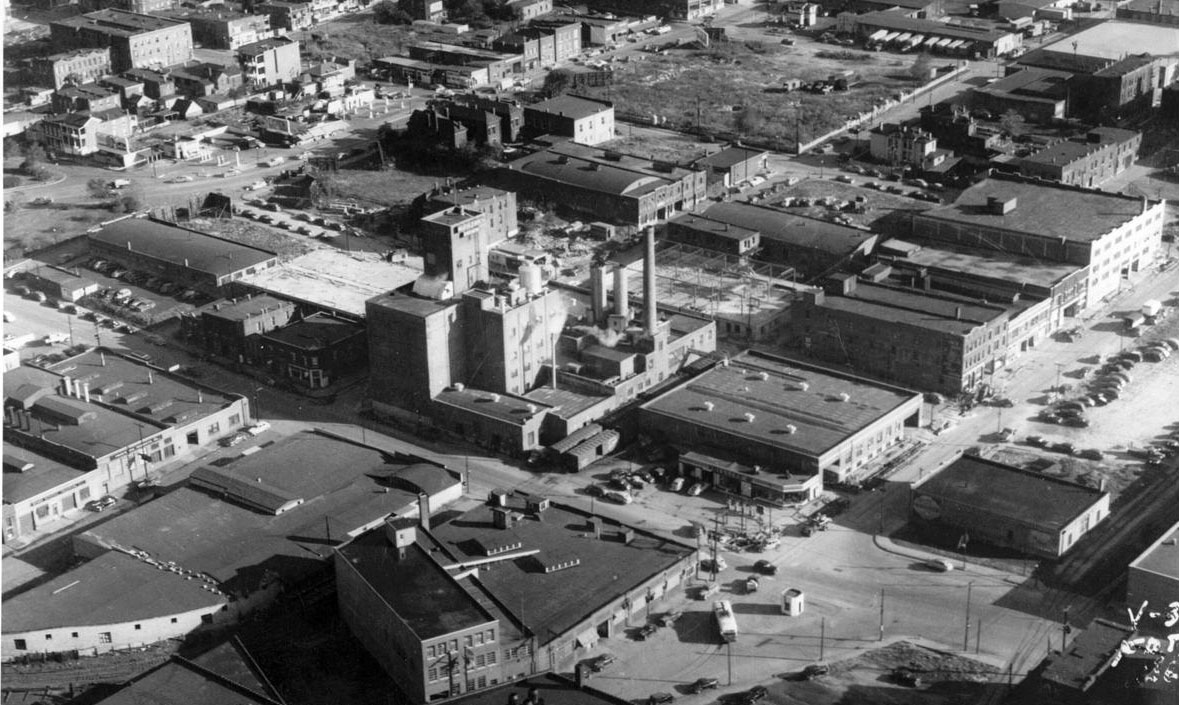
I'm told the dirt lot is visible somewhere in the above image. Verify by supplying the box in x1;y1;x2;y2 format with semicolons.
3;201;112;257
326;168;453;210
580;32;943;147
764;176;938;229
185;217;320;259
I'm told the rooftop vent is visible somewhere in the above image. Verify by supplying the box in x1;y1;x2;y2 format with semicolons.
986;196;1017;215
702;401;715;411
758;371;769;381
838;392;850;402
487;393;501;402
798;382;810;391
453;382;465;391
784;424;797;434
743;412;756;423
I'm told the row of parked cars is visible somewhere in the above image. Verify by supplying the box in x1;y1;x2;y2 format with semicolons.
85;258;210;306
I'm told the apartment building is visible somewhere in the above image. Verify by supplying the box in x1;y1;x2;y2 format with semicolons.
27;48;112;90
236;36;300;87
50;10;193;73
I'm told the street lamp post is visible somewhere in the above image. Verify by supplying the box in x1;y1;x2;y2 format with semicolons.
252;386;265;423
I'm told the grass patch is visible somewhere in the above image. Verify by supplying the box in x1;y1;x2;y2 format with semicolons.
326;168;459;209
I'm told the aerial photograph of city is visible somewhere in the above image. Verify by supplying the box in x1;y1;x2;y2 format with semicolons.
2;0;1178;702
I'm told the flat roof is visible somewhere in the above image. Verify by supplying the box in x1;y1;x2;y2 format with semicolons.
700;202;875;255
1039;20;1179;62
261;314;363;349
241;250;421;318
641;350;921;458
428;496;696;643
526;95;612;120
1041;618;1135;691
426;185;514;212
367;292;460;320
103;649;283;705
236;36;297;55
855;10;1012;41
883;238;1083;288
337;530;495;640
1022;130;1140;168
195;294;293;322
3;445;87;504
696;145;769;170
449;674;630;705
53;9;187;35
434;387;551;425
1129;520;1179;581
668;212;760;242
523;387;611;419
976;67;1071;99
374;56;490;74
915;454;1108;531
80;432;453;591
90;219;277;279
818;280;1011;334
2;551;223;632
514;152;670;198
916;174;1149;243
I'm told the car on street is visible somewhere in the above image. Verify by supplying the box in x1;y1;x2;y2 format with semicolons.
741;685;768;704
924;558;954;572
220;431;250;447
648;693;674;705
589;654;616;672
686;482;706;496
753;559;778;575
585;484;605;497
1026;435;1048;447
86;495;117;512
690;677;720;694
1051;441;1077;454
1078;449;1104;461
636;623;659;640
247;421;271;436
167;175;195;183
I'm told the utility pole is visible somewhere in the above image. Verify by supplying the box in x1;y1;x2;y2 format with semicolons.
964;582;973;652
727;642;733;685
879;589;885;641
820;617;826;661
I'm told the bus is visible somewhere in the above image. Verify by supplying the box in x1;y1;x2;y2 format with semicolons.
713;600;738;643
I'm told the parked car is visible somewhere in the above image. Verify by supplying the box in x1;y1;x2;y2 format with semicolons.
689;677;720;694
636;623;659;640
1078;449;1104;461
1051;441;1077;454
86;495;117;512
247;421;271;436
219;431;250;447
741;686;769;704
686;482;706;496
589;654;616;672
648;693;674;705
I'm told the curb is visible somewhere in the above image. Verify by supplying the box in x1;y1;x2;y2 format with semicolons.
5;173;68;192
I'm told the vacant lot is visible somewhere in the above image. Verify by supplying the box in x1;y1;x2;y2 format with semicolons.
581;36;936;148
325;168;449;209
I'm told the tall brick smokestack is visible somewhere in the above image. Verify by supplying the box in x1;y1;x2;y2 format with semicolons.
591;264;608;326
644;226;657;336
613;263;629;320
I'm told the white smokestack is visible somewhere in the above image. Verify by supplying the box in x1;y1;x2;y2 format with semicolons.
613;264;629;320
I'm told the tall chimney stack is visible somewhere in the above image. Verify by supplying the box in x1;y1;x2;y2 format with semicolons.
590;264;608;326
82;382;91;404
613;264;629;320
644;226;657;336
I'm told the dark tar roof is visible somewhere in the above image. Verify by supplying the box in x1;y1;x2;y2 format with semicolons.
3;445;86;504
975;67;1072;100
915;454;1108;531
428;495;696;643
1129;520;1179;580
696;146;769;170
525;95;613;120
448;673;631;705
2;551;223;632
917;174;1149;243
516;152;668;198
337;530;495;640
236;36;297;55
90;218;277;278
819;280;1015;335
261;314;364;350
669;212;760;242
80;433;453;590
100;644;283;705
1040;619;1135;691
641;350;921;458
1021;129;1140;168
701;202;875;255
